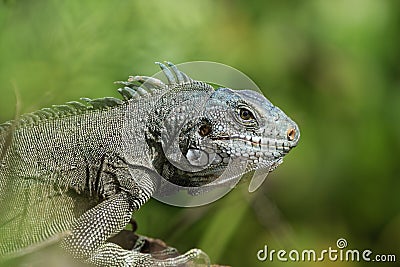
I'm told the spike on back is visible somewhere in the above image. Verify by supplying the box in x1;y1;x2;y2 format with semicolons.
155;61;193;84
0;62;202;132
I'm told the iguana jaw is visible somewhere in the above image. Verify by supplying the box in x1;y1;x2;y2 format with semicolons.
208;134;297;172
212;133;298;156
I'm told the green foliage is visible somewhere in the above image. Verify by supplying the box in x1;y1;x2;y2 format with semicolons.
0;0;399;266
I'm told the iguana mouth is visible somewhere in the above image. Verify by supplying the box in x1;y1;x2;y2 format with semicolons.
212;135;296;154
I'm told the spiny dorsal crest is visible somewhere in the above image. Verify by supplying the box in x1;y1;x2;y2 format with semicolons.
0;61;212;132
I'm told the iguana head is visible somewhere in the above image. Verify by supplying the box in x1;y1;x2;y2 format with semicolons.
193;87;300;170
140;62;299;193
170;87;300;189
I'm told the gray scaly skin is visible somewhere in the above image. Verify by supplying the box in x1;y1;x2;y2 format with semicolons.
0;62;300;266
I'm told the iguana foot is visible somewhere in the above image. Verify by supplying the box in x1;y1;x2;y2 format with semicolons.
89;242;209;267
105;219;210;266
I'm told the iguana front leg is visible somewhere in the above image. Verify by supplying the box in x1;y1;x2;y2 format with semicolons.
61;171;208;266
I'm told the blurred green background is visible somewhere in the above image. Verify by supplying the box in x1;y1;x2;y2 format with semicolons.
0;0;399;266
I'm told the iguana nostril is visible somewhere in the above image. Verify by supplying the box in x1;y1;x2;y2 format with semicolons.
287;128;296;141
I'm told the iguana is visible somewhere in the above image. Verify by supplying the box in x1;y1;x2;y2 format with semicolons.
0;62;300;266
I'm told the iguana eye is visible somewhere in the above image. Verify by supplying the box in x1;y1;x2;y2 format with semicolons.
239;108;255;121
